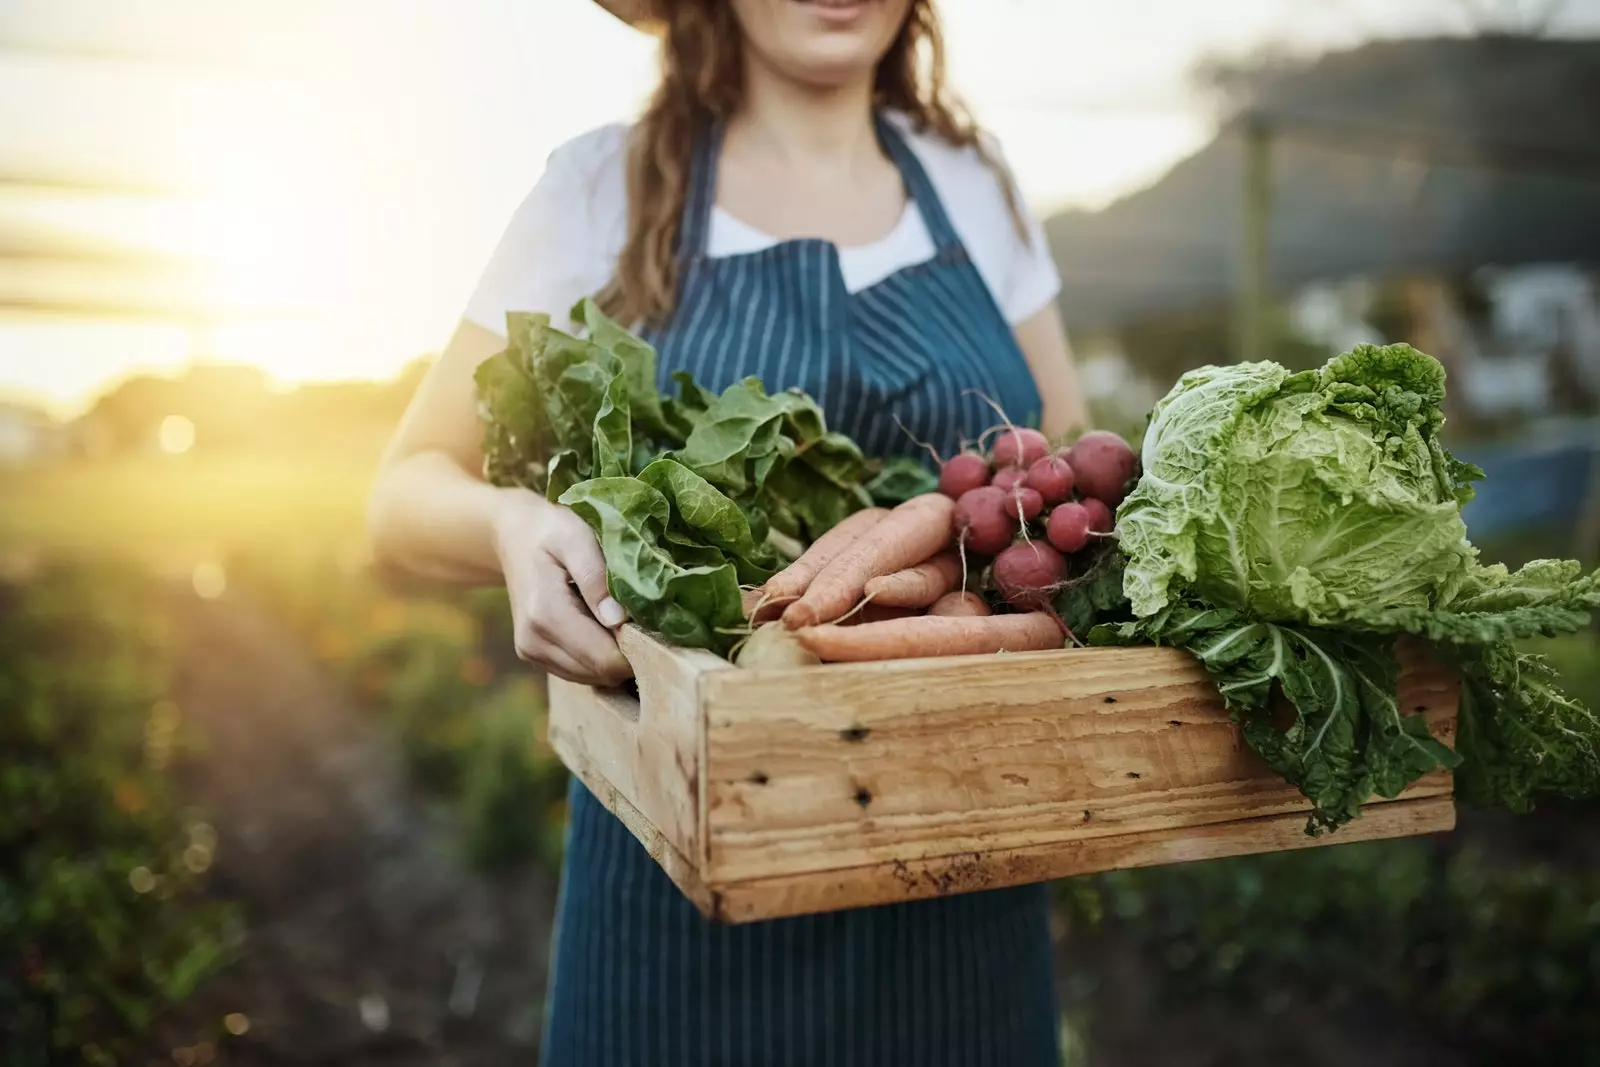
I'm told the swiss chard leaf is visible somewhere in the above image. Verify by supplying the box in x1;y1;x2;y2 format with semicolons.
558;478;744;654
592;371;632;479
574;298;675;444
636;458;779;584
865;457;940;506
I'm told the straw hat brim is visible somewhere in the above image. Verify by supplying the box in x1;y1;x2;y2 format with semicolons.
594;0;662;29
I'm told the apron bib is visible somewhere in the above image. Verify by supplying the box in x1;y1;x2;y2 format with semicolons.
540;114;1059;1067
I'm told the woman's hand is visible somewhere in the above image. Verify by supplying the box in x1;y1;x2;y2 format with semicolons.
492;491;634;686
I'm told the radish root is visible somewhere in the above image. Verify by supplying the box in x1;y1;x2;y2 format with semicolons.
891;415;945;466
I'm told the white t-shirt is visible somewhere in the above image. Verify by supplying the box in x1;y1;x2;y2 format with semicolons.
463;113;1060;335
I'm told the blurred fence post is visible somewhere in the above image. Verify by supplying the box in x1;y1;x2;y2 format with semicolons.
1235;116;1274;364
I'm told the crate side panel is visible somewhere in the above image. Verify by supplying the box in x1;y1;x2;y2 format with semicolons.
701;646;1457;882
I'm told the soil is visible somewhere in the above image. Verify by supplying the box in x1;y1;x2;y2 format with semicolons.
149;582;560;1066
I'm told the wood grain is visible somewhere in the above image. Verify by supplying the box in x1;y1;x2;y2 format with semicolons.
707;795;1457;924
547;626;1461;923
546;626;722;867
698;643;1457;882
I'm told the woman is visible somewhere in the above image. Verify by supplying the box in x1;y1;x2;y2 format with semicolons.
370;0;1088;1062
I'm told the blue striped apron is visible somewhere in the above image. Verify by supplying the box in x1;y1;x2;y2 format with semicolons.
540;114;1059;1066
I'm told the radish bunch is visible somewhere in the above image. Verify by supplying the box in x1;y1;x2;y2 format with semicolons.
940;426;1139;622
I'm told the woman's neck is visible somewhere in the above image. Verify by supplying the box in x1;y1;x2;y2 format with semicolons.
725;60;880;180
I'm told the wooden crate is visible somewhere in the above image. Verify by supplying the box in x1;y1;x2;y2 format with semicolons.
548;626;1458;924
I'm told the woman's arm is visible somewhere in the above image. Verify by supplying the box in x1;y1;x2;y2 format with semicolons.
1013;301;1091;439
367;319;631;684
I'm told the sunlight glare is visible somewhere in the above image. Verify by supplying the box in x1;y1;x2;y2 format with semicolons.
159;415;197;454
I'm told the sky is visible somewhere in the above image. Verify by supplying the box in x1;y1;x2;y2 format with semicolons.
1;0;1597;417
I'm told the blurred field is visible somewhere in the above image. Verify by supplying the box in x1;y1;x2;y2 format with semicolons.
0;453;375;558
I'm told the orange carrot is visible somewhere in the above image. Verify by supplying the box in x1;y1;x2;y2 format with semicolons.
844;603;923;626
862;551;963;608
781;494;956;629
760;507;889;606
928;591;991;618
793;611;1062;662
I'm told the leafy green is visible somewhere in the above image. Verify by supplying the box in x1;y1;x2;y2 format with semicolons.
558;478;745;653
865;456;940;506
477;298;880;654
1117;345;1477;624
1101;343;1600;830
1053;545;1131;638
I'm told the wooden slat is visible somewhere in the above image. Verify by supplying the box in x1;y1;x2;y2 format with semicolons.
546;626;723;867
698;644;1458;882
708;795;1457;924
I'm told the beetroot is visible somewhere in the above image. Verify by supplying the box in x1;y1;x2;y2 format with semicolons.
992;428;1050;470
939;452;991;499
1080;497;1114;534
953;486;1018;556
992;541;1069;613
1002;486;1044;522
1025;453;1075;505
1069;430;1139;506
1046;502;1092;553
990;466;1028;494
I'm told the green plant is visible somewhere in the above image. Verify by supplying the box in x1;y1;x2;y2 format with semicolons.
0;565;236;1064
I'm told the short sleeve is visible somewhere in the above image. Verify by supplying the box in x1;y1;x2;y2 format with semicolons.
462;125;629;336
985;137;1062;326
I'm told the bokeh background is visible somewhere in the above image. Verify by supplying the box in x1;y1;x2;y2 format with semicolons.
2;1;1597;1064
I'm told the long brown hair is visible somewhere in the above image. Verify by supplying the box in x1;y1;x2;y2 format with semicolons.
597;0;1025;328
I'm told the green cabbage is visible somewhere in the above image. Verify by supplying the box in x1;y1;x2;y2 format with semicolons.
1118;344;1480;625
1100;344;1600;831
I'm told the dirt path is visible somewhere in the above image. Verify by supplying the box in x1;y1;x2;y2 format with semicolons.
154;582;559;1066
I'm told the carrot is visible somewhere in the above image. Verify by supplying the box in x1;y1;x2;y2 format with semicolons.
781;494;956;629
928;591;991;617
844;603;923;626
862;551;963;608
760;507;889;605
793;611;1063;662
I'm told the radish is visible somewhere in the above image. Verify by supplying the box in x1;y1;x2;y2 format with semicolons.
1002;486;1044;522
992;427;1050;470
1046;502;1093;553
939;452;991;499
990;466;1028;494
992;541;1069;613
1069;430;1139;506
1080;497;1114;534
953;486;1018;556
1025;453;1075;505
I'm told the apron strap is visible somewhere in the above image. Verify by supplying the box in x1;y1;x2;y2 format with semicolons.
678;120;723;263
875;113;963;254
678;113;965;260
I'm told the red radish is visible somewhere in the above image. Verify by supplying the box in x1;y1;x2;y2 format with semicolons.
1026;454;1075;505
939;452;990;499
1002;486;1044;522
953;486;1018;556
1046;502;1093;553
1081;497;1114;534
992;541;1069;613
992;427;1051;470
1069;430;1139;506
928;591;991;617
990;466;1028;494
